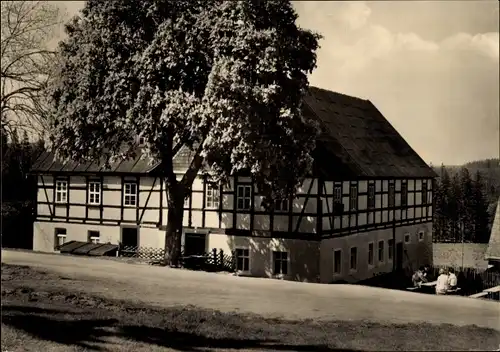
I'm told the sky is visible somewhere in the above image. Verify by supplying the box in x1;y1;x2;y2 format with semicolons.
56;1;499;166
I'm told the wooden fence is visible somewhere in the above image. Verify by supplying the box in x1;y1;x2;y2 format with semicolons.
119;246;166;261
118;245;236;272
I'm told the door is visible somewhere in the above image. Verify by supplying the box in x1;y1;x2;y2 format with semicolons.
122;227;138;247
396;242;404;271
184;233;207;256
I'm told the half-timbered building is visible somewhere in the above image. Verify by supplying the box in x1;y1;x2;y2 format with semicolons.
31;86;436;283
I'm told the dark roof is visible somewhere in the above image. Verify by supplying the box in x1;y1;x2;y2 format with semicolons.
31;149;157;174
485;198;500;261
31;86;436;178
305;87;436;178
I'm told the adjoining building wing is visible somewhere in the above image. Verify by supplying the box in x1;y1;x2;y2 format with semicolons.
485;197;500;261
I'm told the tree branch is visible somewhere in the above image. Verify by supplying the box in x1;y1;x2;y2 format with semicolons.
180;142;205;189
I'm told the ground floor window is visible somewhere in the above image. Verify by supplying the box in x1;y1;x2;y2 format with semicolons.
272;251;288;275
368;242;374;266
418;231;425;242
55;228;67;249
333;249;342;274
235;248;250;272
88;230;100;244
388;239;394;260
378;240;384;263
350;247;357;271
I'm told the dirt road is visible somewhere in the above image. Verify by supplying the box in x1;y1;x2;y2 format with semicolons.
2;250;499;331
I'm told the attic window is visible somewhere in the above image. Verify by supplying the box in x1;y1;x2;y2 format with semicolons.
138;136;145;145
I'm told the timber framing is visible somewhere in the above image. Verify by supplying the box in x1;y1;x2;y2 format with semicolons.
35;172;434;243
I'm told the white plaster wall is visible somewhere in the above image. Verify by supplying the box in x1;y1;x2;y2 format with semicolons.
319;222;433;283
33;221;164;252
208;233;319;282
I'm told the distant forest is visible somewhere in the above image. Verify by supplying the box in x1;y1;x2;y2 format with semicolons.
432;158;500;244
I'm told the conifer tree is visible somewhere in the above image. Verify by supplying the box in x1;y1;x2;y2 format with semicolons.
472;171;491;243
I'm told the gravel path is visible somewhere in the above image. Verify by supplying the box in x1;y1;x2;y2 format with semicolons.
2;249;499;330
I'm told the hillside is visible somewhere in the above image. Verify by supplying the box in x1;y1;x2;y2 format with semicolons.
433;157;499;201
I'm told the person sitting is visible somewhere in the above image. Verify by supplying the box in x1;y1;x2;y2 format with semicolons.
412;266;428;288
435;268;450;295
423;265;431;279
447;268;458;291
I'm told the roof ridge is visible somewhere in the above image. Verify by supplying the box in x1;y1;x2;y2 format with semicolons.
308;86;369;103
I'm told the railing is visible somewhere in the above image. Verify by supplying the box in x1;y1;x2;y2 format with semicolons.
117;245;236;272
119;245;166;261
181;248;235;272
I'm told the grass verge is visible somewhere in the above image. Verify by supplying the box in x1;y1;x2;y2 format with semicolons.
1;263;499;352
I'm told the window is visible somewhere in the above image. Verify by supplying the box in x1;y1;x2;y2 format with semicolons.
235;248;250;272
138;136;145;145
388;239;394;260
333;249;342;274
55;180;68;203
368;184;375;209
88;181;101;205
378;240;384;262
236;185;252;210
404;233;410;244
368;242;374;266
333;185;343;213
88;230;100;244
274;198;289;212
55;228;66;249
401;182;408;207
273;251;288;275
388;183;395;208
124;182;137;206
418;231;425;242
422;182;428;204
205;183;220;209
349;185;358;211
350;247;357;271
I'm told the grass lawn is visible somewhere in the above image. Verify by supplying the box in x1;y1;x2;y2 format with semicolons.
1;263;499;352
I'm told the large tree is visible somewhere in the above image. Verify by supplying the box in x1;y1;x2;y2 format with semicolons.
1;0;62;140
47;0;321;265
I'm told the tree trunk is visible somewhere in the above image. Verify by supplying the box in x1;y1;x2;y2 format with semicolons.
163;183;185;267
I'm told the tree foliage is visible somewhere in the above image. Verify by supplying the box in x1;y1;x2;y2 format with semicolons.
48;0;321;264
1;0;62;140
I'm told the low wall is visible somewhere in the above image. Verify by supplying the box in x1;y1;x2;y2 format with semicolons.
433;243;488;270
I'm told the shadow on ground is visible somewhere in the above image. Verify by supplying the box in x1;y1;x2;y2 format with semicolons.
1;304;359;352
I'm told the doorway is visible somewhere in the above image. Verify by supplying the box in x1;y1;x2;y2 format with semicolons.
396;242;404;271
122;227;138;247
184;233;207;256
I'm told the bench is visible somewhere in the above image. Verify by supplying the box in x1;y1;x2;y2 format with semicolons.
469;291;489;299
483;285;500;293
420;280;437;287
406;287;419;291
